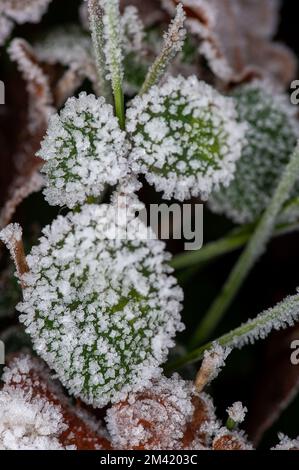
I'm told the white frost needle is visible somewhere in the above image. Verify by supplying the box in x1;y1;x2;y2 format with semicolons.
140;4;186;95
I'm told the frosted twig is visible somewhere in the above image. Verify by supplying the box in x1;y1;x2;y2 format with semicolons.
99;0;125;128
140;4;186;96
167;290;299;370
191;142;299;347
0;224;29;287
194;343;231;392
87;0;111;102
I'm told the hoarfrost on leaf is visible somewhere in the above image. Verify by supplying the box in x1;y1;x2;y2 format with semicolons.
127;75;246;201
272;433;299;450
38;92;129;208
210;80;299;224
17;203;184;407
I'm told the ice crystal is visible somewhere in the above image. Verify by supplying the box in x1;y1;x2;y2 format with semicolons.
140;4;186;95
106;374;216;450
127;75;246;201
210;81;299;224
17;203;184;407
0;0;52;24
226;402;247;425
0;356;69;450
38;92;129;208
272;433;299;450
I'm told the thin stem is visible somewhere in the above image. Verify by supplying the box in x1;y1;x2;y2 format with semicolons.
88;0;112;102
170;219;299;272
166;291;299;371
190;143;299;348
101;0;125;129
139;4;186;96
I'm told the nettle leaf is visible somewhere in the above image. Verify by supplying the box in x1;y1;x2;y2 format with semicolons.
127;75;246;201
209;81;299;224
17;202;184;407
38;92;129;208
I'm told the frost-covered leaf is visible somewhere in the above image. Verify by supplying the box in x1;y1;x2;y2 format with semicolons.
17;202;184;408
106;374;217;450
1;354;112;450
38;92;129;208
163;0;297;85
127;75;246;201
210;81;299;224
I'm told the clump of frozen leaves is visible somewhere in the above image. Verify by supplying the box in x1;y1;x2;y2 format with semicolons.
0;356;70;450
0;0;52;46
127;75;246;201
210;81;299;224
38;92;129;208
15;199;183;407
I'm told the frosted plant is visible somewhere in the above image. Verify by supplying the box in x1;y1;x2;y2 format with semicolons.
38;92;129;208
212;427;252;451
10;201;184;407
127;75;246;201
0;16;13;46
210;81;299;224
106;374;217;450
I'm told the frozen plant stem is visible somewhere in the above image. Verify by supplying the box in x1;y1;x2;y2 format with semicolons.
166;291;299;371
190;142;299;348
100;0;125;129
139;4;186;96
88;0;111;102
170;218;299;271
